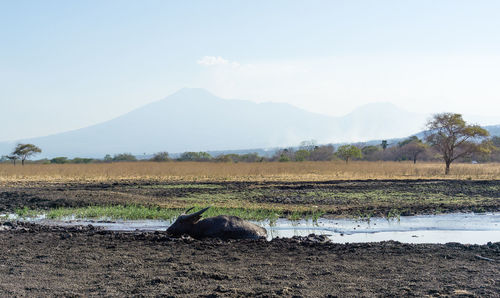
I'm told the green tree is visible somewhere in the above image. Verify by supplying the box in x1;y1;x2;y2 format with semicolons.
50;157;69;164
278;154;290;162
426;113;490;174
294;149;311;162
337;145;362;163
72;157;94;164
12;143;42;165
361;145;380;157
112;153;137;162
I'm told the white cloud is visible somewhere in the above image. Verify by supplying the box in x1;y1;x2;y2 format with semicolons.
193;54;500;120
197;56;240;67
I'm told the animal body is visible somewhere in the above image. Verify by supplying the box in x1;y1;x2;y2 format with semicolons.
166;207;267;240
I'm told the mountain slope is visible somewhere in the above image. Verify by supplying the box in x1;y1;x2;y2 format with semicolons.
0;88;430;158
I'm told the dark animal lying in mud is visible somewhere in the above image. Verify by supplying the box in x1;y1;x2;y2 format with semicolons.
166;207;267;240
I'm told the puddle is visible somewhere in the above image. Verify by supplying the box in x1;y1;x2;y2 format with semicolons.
265;213;500;244
4;212;500;245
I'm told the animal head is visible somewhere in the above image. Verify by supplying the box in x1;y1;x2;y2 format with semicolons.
166;207;210;236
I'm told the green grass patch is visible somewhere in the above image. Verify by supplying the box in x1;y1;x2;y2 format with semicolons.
13;205;327;223
46;205;181;221
15;206;41;218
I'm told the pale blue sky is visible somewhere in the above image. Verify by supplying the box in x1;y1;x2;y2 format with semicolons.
1;0;500;141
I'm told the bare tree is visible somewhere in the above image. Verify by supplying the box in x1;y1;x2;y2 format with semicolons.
309;145;335;161
299;140;317;151
399;136;428;164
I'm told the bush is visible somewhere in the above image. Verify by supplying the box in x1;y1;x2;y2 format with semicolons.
215;155;234;163
72;157;94;164
112;153;137;162
50;157;69;164
279;154;290;162
294;149;311;162
151;152;170;162
178;152;211;161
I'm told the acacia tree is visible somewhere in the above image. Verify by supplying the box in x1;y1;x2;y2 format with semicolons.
425;113;490;174
337;145;362;164
4;155;19;165
12;144;42;165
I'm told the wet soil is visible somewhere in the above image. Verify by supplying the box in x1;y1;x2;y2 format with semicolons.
0;222;499;297
1;179;500;216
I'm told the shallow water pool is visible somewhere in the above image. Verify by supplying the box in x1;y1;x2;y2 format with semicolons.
4;212;500;245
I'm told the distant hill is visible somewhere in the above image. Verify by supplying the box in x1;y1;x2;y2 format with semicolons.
486;125;500;137
0;88;480;158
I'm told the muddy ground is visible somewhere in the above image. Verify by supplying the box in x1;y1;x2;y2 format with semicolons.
0;222;499;297
1;180;499;296
1;179;500;216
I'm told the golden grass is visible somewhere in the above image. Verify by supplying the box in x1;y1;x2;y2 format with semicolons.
1;161;500;183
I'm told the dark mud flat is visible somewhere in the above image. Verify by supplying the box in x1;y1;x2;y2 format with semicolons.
1;222;499;297
1;179;500;216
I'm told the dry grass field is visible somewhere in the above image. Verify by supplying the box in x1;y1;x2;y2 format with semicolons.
1;161;500;183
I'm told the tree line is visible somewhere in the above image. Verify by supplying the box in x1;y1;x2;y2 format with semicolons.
1;113;498;174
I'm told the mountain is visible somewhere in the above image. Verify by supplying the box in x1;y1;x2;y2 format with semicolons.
0;88;436;158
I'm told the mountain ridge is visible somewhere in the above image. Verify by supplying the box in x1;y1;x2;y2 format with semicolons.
1;88;493;158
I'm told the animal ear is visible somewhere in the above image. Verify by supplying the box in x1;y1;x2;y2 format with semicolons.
184;206;210;221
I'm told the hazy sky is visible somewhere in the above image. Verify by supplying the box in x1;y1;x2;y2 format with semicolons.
1;0;500;141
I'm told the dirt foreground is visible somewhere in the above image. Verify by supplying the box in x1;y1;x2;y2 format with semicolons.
1;222;499;297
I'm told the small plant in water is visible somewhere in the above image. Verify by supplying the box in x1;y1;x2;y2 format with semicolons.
15;206;41;218
387;209;401;222
355;210;374;223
